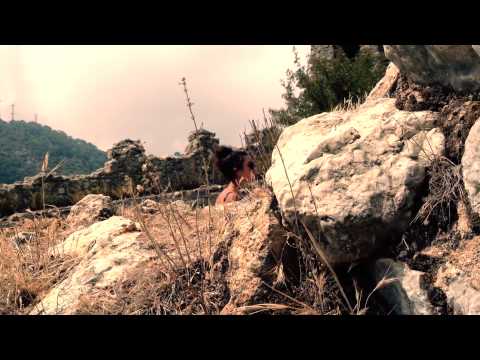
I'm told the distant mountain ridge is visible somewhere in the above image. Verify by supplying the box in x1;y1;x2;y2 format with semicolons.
0;119;107;184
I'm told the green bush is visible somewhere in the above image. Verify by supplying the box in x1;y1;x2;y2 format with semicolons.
269;47;388;126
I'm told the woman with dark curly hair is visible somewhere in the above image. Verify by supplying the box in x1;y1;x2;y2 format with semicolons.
214;145;256;205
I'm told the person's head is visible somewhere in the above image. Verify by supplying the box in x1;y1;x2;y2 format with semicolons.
214;146;255;185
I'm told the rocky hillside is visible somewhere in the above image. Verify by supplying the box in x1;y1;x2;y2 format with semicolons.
2;45;480;315
0;119;107;184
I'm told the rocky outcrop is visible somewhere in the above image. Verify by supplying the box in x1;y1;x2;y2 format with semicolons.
373;259;434;315
218;191;287;314
66;194;113;230
18;45;480;316
31;216;155;314
366;63;400;101
436;263;480;315
431;236;480;315
462;119;480;219
266;97;444;265
384;45;480;92
0;129;226;218
29;188;287;315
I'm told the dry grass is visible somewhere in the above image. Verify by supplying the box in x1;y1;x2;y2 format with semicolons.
75;258;230;315
332;93;368;113
70;179;231;315
0;216;77;314
0;162;389;316
413;155;466;226
0;191;231;315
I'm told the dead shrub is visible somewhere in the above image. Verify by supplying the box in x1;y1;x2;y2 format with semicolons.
414;155;465;227
76;259;230;315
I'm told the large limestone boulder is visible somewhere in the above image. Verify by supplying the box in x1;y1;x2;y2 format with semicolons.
66;194;113;230
384;45;480;92
461;119;480;218
30;216;155;314
266;97;444;265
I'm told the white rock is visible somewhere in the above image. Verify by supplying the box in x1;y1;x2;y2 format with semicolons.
266;98;443;264
31;216;154;315
366;62;400;101
56;216;139;257
435;262;480;315
462;119;480;218
66;194;113;230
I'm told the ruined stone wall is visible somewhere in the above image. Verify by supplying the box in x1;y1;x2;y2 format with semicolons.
141;129;225;193
0;129;226;218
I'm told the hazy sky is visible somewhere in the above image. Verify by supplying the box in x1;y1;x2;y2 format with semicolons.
0;45;310;156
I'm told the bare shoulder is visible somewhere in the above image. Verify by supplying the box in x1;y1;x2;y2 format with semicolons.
224;191;238;203
216;189;235;205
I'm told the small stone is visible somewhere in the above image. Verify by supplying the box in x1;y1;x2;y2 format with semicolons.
67;194;113;230
373;258;435;315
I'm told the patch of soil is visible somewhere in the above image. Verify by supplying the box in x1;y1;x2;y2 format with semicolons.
394;75;480;112
446;236;480;287
438;100;480;164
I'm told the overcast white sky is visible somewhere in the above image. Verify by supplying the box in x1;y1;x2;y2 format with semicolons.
0;45;310;156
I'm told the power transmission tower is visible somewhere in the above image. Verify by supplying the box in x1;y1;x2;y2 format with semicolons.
34;113;38;123
11;104;15;121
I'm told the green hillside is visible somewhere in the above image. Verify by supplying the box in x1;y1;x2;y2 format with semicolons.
0;119;107;184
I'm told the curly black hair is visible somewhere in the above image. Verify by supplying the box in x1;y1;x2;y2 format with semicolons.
214;146;248;182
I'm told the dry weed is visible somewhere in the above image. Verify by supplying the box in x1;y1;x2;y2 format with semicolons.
414;155;465;226
0;216;77;314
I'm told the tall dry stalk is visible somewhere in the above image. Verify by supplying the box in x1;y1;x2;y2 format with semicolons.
180;77;199;133
179;76;214;261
